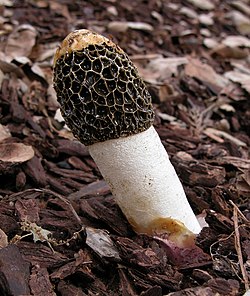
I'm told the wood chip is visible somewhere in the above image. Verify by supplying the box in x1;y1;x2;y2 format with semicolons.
0;244;30;295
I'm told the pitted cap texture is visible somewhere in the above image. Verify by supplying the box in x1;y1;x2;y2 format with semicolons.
53;29;154;146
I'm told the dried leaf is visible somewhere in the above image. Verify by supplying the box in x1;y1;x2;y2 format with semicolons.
5;24;37;59
186;0;215;10
0;124;11;142
107;6;118;16
235;171;250;198
107;21;129;33
0;228;8;249
199;14;214;26
231;1;250;17
179;7;198;19
136;56;188;85
224;70;250;93
0;68;4;87
108;21;153;33
126;21;153;31
49;1;71;21
219;104;235;113
148;57;188;81
185;58;228;93
210;35;250;59
230;10;250;35
0;0;13;6
0;58;24;77
222;35;250;47
0;143;34;163
203;38;219;49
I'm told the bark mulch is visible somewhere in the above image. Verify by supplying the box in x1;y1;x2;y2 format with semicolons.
0;0;249;295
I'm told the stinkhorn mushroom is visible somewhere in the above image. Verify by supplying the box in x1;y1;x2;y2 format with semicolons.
53;29;201;246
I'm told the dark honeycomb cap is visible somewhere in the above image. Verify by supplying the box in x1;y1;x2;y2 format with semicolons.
53;29;155;146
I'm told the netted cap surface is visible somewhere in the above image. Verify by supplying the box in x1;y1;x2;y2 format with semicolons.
53;29;154;146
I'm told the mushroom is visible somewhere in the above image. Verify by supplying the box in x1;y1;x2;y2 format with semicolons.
53;29;201;246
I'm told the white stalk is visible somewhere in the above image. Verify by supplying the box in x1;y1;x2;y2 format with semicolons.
88;126;201;237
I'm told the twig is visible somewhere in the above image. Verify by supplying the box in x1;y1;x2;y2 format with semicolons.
230;200;250;226
232;202;249;291
204;127;247;147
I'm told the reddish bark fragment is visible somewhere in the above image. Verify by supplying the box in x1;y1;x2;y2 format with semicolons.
0;213;19;234
54;139;89;157
140;286;162;296
174;160;226;188
17;241;67;269
15;170;27;190
118;268;138;296
211;187;231;217
57;280;88;296
45;160;97;183
68;156;93;172
206;278;240;295
60;177;86;190
39;199;82;232
115;237;161;270
29;265;56;296
23;155;47;187
15;198;40;222
167;286;214;296
50;259;94;282
242;240;250;259
192;269;213;283
46;175;73;195
10;97;28;123
7;189;42;202
81;196;131;236
0;244;30;296
146;272;182;291
205;210;234;234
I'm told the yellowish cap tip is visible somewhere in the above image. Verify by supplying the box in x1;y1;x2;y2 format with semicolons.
53;29;123;67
